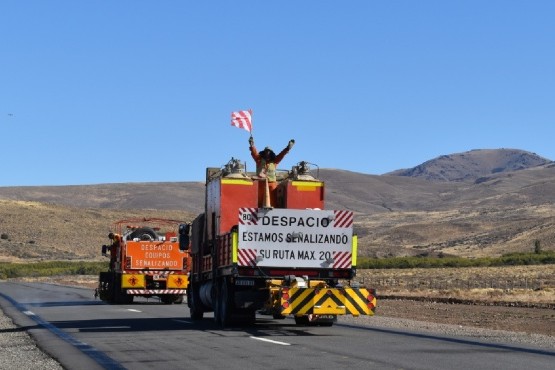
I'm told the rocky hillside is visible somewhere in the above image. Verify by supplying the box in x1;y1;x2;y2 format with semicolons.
387;149;550;182
1;149;554;262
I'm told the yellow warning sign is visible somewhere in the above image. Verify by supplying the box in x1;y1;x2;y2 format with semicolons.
121;274;145;288
167;274;188;289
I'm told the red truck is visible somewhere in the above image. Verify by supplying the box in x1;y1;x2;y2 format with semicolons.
186;158;376;326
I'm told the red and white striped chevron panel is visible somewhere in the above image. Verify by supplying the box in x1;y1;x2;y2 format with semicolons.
122;271;177;277
238;207;258;225
238;248;258;266
332;251;352;268
333;210;353;228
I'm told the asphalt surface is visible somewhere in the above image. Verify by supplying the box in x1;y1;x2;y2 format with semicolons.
1;281;555;370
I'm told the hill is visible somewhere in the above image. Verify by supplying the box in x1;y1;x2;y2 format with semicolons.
0;182;206;214
1;148;554;262
386;148;550;182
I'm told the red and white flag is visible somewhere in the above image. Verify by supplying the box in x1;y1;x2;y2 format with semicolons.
231;110;252;133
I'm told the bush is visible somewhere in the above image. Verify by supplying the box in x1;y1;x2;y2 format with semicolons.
0;261;108;279
534;240;542;254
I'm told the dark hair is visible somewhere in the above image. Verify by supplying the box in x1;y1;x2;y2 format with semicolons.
261;149;276;161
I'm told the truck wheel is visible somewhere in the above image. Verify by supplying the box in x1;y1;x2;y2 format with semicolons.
160;295;175;304
238;309;256;326
128;227;157;241
294;315;333;326
110;278;118;303
113;275;133;304
217;278;232;327
98;272;115;303
213;282;221;325
115;288;134;304
174;295;184;304
294;316;310;326
123;294;134;304
189;283;204;320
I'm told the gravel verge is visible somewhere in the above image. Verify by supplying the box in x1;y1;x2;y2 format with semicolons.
0;305;63;370
339;311;555;351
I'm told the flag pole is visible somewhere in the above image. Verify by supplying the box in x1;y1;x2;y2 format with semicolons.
249;109;254;139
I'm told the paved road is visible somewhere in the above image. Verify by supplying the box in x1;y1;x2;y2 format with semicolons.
1;281;554;370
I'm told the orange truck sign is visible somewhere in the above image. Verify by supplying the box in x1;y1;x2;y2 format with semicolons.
125;240;184;269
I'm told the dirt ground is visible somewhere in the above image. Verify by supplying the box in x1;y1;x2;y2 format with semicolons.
357;266;555;337
377;298;555;337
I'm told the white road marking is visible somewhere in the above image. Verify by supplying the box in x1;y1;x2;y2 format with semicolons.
250;336;291;346
127;309;141;312
23;310;36;316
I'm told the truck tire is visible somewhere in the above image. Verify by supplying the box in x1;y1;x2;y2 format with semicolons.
98;272;115;303
113;274;134;304
188;282;204;320
128;227;157;241
160;295;175;304
173;295;184;304
294;315;334;327
236;308;256;326
216;278;232;327
114;288;133;304
294;316;310;326
160;294;183;304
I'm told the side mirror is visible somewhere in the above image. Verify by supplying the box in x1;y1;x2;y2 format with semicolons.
178;224;191;251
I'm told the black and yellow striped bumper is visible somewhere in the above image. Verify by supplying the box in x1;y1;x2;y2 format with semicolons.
280;287;376;316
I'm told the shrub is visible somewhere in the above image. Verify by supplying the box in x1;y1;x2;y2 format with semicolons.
0;261;108;279
534;240;542;254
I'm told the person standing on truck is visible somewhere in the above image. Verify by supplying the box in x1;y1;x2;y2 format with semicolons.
107;232;121;271
249;136;295;207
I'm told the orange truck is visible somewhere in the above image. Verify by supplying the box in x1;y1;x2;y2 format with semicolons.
96;218;191;304
186;158;377;327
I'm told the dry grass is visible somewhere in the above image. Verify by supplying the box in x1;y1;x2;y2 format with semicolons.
0;199;195;262
355;205;555;258
5;198;551;262
358;265;555;304
12;275;99;289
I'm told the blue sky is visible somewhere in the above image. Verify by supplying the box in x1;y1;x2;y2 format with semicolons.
1;1;554;186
